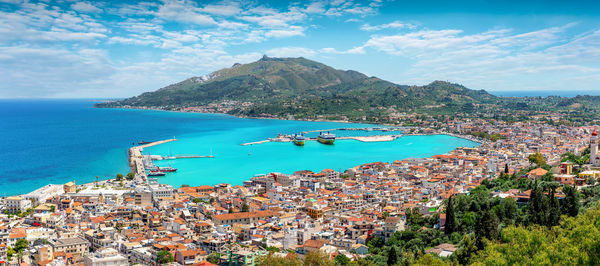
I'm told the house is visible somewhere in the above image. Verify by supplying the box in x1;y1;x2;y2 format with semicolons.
212;210;275;226
425;243;456;257
176;249;208;265
527;168;548;179
4;196;31;213
351;244;369;255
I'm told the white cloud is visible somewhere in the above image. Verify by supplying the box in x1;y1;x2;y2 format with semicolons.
265;26;305;38
71;2;102;13
360;21;416;31
265;47;316;58
356;24;600;91
155;0;216;25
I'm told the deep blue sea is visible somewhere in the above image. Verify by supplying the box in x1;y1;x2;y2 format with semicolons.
0;99;478;195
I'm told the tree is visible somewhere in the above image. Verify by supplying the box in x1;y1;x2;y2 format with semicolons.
207;253;220;264
528;152;546;166
126;172;135;180
14;238;29;252
562;185;580;217
444;195;457;234
304;251;334;266
115;173;124;181
504;163;509;174
241;202;249;212
334;254;350;266
387;246;397;265
156;250;174;264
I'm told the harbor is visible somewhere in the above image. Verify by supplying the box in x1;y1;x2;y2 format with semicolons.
128;137;214;179
241;127;403;146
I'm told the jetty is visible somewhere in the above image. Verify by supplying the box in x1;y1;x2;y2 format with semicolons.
240;134;401;146
128;138;178;178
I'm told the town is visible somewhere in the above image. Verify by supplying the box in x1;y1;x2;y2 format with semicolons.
1;117;599;266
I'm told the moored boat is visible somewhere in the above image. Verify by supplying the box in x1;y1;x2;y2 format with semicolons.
317;132;335;144
158;165;177;172
293;134;305;146
148;170;166;176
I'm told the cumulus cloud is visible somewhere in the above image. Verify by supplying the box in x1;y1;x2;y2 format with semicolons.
71;2;102;13
265;47;316;58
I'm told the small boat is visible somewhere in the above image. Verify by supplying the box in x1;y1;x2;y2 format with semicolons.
317;132;335;145
148;171;166;176
293;134;305;146
158;166;177;172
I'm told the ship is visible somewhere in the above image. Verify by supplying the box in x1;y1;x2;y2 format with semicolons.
293;134;305;146
158;166;177;172
148;170;166;176
317;132;335;144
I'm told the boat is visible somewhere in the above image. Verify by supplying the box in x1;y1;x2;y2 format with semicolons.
293;134;305;146
148;171;166;176
317;132;335;144
158;166;177;172
138;141;153;145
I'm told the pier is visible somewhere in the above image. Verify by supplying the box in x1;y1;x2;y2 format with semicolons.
240;134;401;146
128;138;178;178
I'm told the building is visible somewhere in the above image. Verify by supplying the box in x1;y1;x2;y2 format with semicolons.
64;181;76;193
50;237;90;264
4;196;32;213
212;210;275;226
148;179;174;201
527;168;548;180
175;249;208;265
591;130;599;166
84;248;128;266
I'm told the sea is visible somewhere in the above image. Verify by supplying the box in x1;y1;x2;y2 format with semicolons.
0;99;479;196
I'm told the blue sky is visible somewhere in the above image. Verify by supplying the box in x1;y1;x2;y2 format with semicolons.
1;0;599;98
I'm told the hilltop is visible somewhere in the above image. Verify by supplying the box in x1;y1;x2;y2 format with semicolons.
95;56;496;121
95;56;600;124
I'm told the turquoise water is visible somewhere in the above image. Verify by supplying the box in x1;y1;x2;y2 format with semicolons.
0;99;478;195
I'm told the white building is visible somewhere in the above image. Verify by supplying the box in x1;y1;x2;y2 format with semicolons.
148;179;174;201
4;196;32;213
84;248;129;266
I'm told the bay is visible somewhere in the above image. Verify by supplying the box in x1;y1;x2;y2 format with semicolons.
0;99;478;195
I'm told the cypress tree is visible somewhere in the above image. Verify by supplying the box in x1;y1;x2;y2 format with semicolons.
562;185;580;217
445;195;457;234
387;246;397;266
504;163;509;174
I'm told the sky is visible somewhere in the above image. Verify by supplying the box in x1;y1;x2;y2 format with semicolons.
1;0;600;98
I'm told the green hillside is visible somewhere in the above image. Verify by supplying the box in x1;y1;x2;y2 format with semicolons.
94;56;497;120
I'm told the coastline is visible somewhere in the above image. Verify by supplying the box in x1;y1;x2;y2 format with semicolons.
4;106;484;198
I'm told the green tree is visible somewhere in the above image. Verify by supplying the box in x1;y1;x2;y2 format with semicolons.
156;250;174;264
504;163;509;174
387;246;397;266
241;202;249;212
304;251;334;266
528;152;546;166
14;238;29;252
444;195;457;234
562;185;580;217
206;253;221;264
334;254;350;266
115;173;124;181
126;172;135;180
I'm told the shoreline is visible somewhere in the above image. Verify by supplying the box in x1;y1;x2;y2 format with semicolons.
4;106;484;197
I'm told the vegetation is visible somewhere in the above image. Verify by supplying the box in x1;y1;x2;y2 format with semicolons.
96;56;600;126
156;250;174;264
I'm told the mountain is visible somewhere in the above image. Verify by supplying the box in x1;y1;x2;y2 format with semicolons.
95;56;497;121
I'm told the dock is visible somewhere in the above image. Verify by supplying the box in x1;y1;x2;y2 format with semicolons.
240;134;401;146
128;138;178;178
174;154;214;158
